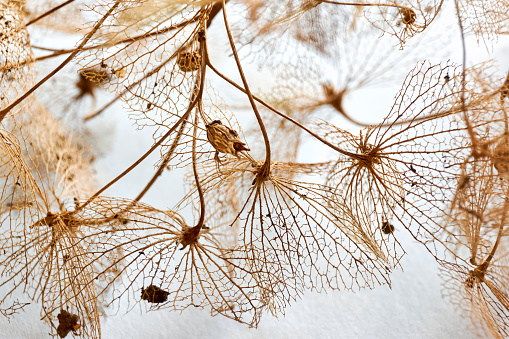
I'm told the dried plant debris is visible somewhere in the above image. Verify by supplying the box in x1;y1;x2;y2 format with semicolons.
177;51;201;73
75;69;110;99
1;0;509;337
381;221;395;235
206;120;250;160
492;135;509;180
400;8;417;26
141;285;169;304
57;309;81;338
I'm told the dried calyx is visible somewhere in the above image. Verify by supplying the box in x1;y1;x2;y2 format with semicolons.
464;262;488;289
32;211;75;228
178;225;203;249
381;221;395;234
322;83;347;115
75;69;110;99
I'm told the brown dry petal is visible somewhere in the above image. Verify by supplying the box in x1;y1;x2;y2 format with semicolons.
56;309;80;338
177;51;201;73
80;203;268;326
141;285;169;304
196;158;400;297
441;256;509;338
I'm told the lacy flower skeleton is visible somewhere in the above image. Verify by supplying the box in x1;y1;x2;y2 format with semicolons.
0;0;509;338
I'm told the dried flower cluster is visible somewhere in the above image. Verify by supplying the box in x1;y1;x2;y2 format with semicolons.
0;0;508;338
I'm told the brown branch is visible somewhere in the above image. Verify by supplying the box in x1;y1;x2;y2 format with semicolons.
453;0;479;158
192;109;206;228
192;27;209;228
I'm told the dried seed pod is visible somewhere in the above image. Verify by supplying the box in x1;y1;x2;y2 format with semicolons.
381;221;395;234
75;69;110;99
56;309;80;338
177;51;201;72
141;285;169;304
206;120;250;159
492;135;509;179
400;8;416;25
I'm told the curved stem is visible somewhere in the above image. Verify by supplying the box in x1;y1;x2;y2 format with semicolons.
453;0;478;156
483;198;508;267
0;0;123;122
206;61;363;160
319;0;412;12
192;21;210;228
222;0;271;172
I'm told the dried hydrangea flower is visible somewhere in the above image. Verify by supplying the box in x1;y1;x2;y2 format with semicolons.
206;120;250;161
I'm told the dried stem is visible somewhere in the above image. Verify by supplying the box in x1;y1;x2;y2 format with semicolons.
319;0;412;12
222;0;271;177
26;0;76;26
